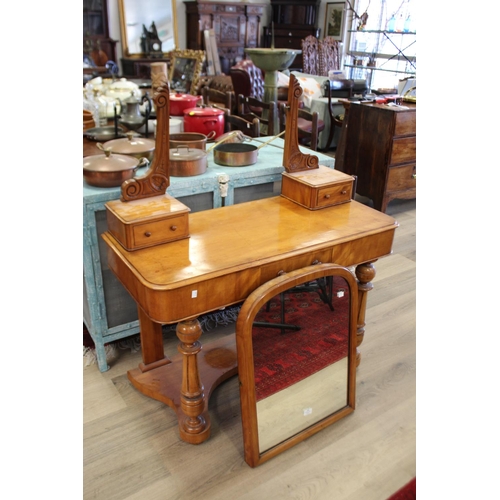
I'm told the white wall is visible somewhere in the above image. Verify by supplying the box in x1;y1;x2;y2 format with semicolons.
107;0;353;74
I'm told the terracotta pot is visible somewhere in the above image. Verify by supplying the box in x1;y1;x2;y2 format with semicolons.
170;93;202;116
103;132;155;161
83;144;149;187
183;107;225;139
169;147;207;176
169;131;216;151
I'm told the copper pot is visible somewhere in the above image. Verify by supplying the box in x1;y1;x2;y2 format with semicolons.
169;131;216;151
169;147;207;177
103;131;155;161
83;144;149;187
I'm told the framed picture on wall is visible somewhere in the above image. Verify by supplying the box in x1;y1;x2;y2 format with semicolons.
324;3;346;41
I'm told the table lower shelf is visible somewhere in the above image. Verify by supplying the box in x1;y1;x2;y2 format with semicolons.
127;334;238;443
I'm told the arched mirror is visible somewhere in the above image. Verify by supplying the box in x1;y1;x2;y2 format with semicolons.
236;263;358;468
118;0;177;57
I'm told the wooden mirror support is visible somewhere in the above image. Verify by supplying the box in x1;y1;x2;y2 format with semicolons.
236;263;358;467
121;83;170;202
282;74;320;173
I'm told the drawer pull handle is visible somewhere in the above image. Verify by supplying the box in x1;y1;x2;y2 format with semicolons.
170;225;178;231
277;270;286;276
324;194;331;199
312;259;322;265
144;231;152;237
341;190;347;195
412;174;416;180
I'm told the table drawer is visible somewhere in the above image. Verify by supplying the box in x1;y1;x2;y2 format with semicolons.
390;136;416;165
132;214;189;248
260;249;333;283
387;163;416;192
394;111;416;136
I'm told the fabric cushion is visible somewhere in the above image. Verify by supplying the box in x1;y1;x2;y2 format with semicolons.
292;74;326;107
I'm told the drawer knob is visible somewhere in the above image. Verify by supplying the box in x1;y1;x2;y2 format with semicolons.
341;190;347;195
412;174;416;180
324;194;331;199
170;225;177;231
144;231;152;237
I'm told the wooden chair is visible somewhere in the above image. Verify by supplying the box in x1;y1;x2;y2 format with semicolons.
236;94;277;136
318;36;341;76
322;79;353;151
278;102;325;151
224;110;261;137
201;86;235;115
301;35;320;75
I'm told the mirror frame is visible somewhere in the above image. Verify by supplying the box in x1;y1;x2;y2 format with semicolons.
118;0;178;57
236;263;358;468
169;50;206;95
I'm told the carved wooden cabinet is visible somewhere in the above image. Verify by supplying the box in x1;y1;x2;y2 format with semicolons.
335;101;416;213
263;0;321;71
185;1;266;71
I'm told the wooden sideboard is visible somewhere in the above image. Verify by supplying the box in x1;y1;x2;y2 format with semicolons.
335;101;416;212
121;57;171;79
184;0;266;71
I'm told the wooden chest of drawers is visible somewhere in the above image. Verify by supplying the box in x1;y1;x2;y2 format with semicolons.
335;102;416;213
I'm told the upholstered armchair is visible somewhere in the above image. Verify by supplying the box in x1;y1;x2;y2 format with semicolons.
230;59;266;101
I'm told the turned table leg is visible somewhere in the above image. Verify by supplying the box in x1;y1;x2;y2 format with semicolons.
176;318;211;444
355;261;376;367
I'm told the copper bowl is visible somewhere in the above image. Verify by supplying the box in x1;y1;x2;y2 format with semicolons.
83;144;149;187
103;132;155;161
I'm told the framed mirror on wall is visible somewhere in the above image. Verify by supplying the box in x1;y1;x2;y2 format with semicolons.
169;50;206;95
118;0;178;57
236;263;358;468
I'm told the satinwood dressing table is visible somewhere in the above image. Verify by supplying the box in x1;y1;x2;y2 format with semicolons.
101;80;398;444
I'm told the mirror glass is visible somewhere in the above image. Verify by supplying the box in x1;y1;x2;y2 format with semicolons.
236;265;357;467
169;50;205;95
253;276;350;452
119;0;177;56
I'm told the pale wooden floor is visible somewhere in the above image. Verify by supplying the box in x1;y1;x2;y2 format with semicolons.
83;195;416;500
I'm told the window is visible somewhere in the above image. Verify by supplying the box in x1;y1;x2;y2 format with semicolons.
344;0;416;90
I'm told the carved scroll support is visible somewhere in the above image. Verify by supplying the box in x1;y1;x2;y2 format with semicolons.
354;261;377;367
282;74;320;173
120;83;171;202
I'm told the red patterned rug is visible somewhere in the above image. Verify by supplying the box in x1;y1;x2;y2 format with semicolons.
387;477;416;500
252;277;350;401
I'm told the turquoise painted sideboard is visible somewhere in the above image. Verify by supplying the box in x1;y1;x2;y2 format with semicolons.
83;139;335;371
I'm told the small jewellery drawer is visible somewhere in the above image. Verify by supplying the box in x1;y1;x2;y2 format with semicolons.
132;214;189;248
316;181;353;208
105;194;191;251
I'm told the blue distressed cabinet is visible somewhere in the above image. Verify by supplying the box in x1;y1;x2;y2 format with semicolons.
83;139;335;371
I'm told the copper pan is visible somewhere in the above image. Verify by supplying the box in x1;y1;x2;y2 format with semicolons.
212;131;285;167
